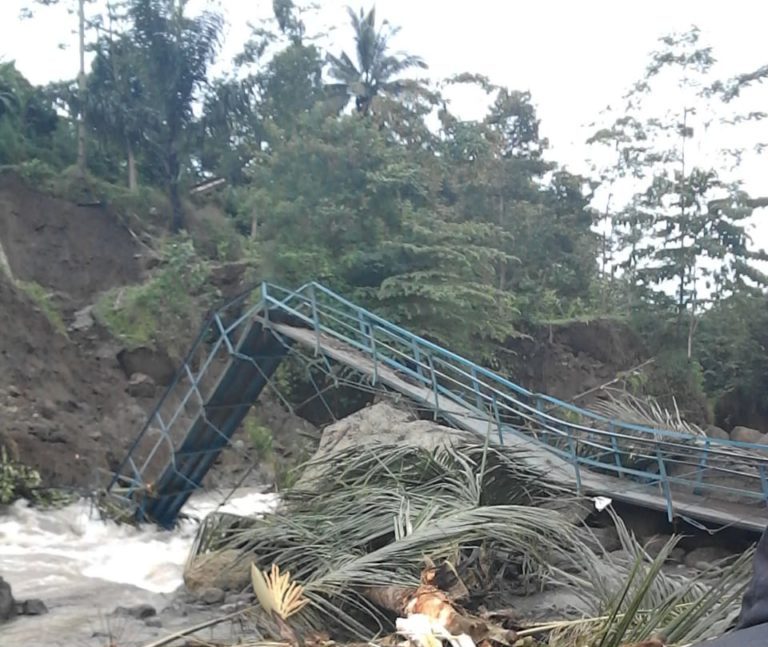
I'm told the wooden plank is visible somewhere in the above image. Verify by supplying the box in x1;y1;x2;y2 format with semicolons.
272;323;768;534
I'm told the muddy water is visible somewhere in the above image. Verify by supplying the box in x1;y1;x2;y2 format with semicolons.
0;490;276;646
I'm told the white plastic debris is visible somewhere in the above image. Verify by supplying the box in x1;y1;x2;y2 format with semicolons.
593;496;613;512
396;614;476;647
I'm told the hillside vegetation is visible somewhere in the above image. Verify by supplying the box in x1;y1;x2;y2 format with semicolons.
1;1;767;433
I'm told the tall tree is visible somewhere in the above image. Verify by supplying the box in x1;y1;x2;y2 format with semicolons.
24;0;92;177
87;32;145;191
327;6;426;115
0;78;20;118
589;28;768;356
127;0;223;231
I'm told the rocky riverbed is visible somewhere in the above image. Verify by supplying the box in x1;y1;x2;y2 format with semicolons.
0;489;276;647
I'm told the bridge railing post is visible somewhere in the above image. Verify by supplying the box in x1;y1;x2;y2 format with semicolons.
492;395;504;444
471;367;483;412
655;437;674;521
759;465;768;505
693;438;709;496
610;424;622;478
260;283;269;324
359;314;378;384
427;355;439;419
566;425;582;495
412;341;424;382
309;284;320;354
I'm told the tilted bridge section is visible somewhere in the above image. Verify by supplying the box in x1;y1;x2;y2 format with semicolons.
108;282;768;531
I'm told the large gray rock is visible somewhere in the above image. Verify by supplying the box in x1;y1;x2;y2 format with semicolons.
198;587;226;605
705;425;729;442
117;346;176;386
0;577;15;622
19;599;47;616
298;402;471;486
184;549;250;593
730;426;764;445
585;526;621;553
684;546;734;570
643;534;676;557
113;603;157;619
69;305;95;332
126;372;156;399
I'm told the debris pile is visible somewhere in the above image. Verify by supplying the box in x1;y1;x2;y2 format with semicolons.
180;409;752;647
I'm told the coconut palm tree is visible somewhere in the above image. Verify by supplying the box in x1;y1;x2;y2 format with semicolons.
0;84;18;118
0;65;20;118
327;6;427;116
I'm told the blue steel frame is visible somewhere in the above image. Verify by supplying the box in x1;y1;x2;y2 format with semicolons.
259;282;768;519
109;281;768;525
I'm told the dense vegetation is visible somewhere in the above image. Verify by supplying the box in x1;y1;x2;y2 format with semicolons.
2;0;767;429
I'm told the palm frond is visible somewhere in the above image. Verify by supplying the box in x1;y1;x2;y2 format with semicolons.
187;442;754;645
251;563;309;619
592;389;705;437
554;509;753;646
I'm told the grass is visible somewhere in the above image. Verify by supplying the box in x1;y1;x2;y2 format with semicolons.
16;279;68;337
93;236;214;358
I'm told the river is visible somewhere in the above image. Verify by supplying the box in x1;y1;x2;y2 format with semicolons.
0;489;277;646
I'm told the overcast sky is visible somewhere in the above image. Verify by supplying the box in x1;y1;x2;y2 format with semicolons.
1;0;766;242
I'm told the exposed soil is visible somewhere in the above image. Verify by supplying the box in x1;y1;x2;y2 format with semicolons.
0;171;142;308
507;318;646;403
0;173;310;490
0;172;158;488
0;273;147;487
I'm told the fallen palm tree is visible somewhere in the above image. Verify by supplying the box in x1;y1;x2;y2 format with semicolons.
182;433;753;647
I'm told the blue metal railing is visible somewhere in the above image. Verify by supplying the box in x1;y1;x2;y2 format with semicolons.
258;282;768;520
110;281;768;526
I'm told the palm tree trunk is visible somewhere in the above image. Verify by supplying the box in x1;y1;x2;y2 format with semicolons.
76;0;87;178
127;140;137;192
167;148;184;232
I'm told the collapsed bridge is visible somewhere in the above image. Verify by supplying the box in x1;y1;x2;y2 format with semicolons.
108;282;768;531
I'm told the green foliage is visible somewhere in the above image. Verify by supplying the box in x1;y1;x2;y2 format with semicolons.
590;27;768;363
0;448;41;505
126;0;224;230
94;236;213;356
642;349;710;423
245;416;274;458
6;3;768;430
0;62;63;167
326;5;427;115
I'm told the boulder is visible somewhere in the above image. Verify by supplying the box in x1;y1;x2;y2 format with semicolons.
585;526;621;553
183;549;250;593
19;599;47;616
668;547;687;564
113;603;157;620
643;534;676;558
684;546;734;570
0;577;15;622
199;587;226;605
126;373;156;399
298;402;470;486
730;426;764;445
39;399;57;420
69;305;95;332
117;346;176;386
705;425;729;442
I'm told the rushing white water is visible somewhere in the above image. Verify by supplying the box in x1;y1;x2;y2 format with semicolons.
0;488;276;604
